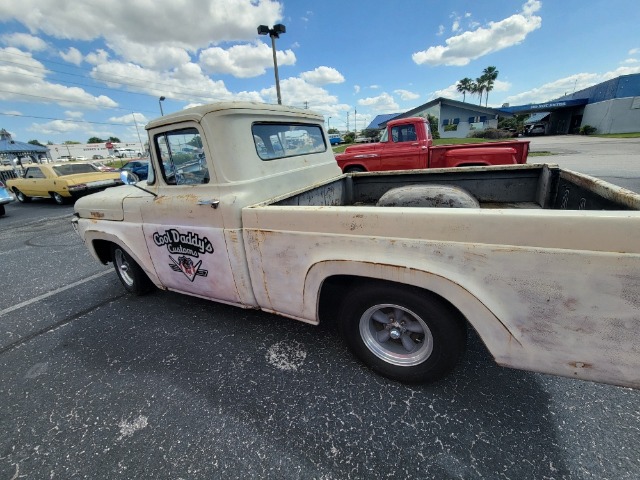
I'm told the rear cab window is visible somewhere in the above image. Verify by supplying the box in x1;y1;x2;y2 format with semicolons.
252;123;326;160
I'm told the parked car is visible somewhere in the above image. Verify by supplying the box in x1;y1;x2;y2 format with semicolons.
525;124;546;136
119;159;149;180
0;179;14;216
90;162;117;172
92;155;105;160
6;162;122;205
75;156;89;161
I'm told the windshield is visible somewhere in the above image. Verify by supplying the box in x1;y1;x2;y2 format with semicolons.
379;127;389;143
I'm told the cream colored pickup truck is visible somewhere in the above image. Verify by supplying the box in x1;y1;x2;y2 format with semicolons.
73;102;640;388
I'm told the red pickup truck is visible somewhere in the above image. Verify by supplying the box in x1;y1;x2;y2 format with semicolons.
335;117;529;173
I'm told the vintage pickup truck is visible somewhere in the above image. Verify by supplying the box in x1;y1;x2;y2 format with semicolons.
73;102;640;389
335;117;529;173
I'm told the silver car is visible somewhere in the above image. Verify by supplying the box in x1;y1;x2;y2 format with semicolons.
0;179;15;216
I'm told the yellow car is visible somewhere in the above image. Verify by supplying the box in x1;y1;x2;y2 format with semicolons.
7;162;123;205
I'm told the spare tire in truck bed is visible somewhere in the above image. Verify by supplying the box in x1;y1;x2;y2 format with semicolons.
376;185;480;208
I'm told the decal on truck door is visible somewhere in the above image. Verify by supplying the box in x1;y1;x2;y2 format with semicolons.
153;229;214;282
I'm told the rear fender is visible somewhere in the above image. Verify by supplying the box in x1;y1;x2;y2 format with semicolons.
303;260;518;356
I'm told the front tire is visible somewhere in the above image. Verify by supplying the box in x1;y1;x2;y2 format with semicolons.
344;166;365;173
111;244;154;295
14;189;31;203
338;282;467;384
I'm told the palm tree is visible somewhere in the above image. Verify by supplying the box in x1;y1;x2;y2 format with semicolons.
482;66;499;106
456;77;474;103
474;76;487;106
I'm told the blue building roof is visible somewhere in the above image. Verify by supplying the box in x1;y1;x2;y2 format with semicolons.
0;129;48;156
366;113;402;130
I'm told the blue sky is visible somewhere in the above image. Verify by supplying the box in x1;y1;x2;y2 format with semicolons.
0;0;638;144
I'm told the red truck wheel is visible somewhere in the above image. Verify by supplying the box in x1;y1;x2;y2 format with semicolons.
338;282;467;383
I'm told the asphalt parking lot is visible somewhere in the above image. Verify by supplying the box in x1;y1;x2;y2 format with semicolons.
527;135;640;192
1;137;639;479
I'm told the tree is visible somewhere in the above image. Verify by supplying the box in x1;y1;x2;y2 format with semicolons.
28;139;45;147
456;77;474;103
474;76;487;106
87;137;104;143
327;128;339;134
108;136;121;143
64;140;80;144
482;66;499;107
426;114;440;139
361;128;379;140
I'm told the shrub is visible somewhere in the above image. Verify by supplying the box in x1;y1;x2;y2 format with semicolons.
579;125;597;135
467;128;515;139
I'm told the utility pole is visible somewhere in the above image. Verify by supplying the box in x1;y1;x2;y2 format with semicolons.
346;112;349;132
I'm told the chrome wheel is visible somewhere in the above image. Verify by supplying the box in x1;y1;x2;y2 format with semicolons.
52;192;65;205
114;248;135;287
359;303;433;367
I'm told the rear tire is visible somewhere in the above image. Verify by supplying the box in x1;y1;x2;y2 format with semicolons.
111;244;154;295
0;204;5;216
14;189;31;203
51;192;67;205
345;167;365;173
338;282;467;384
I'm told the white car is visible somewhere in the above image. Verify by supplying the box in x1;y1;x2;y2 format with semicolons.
75;156;89;161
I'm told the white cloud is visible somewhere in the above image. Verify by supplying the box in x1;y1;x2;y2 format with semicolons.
108;112;150;124
0;47;118;108
64;111;84;119
1;32;48;51
394;89;420;101
200;42;296;78
413;0;542;66
29;119;81;134
357;92;399;112
85;49;109;65
437;25;445;36
354;85;361;94
60;47;83;65
0;0;282;48
300;66;344;86
261;76;338;107
622;58;639;65
629;48;640;55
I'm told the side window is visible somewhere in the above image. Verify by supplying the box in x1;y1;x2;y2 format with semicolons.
391;124;416;143
154;128;208;186
25;167;45;178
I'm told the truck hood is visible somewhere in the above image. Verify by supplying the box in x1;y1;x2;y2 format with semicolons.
335;143;381;162
74;185;140;221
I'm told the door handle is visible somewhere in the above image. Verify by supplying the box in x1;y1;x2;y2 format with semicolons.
197;199;220;209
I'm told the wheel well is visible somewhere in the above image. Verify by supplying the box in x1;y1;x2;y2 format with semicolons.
344;165;366;173
92;239;114;264
318;275;467;329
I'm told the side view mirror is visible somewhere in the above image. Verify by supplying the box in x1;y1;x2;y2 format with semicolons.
120;171;139;184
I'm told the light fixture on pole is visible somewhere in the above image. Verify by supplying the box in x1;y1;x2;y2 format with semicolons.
328;116;332;131
257;24;286;105
159;96;165;116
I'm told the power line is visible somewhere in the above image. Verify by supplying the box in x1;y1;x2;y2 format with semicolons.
0;50;236;105
0;111;136;126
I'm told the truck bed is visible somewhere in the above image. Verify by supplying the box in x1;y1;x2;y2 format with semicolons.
242;162;640;388
269;164;640;211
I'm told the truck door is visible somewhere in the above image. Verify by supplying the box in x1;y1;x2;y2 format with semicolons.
137;125;242;304
379;123;424;170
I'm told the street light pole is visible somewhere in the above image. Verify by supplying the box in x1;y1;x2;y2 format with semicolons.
328;116;331;131
159;96;165;116
258;24;286;105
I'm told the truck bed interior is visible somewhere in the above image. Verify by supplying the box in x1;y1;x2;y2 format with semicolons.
272;164;640;211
